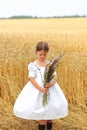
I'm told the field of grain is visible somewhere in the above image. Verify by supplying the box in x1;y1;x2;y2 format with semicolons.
0;18;87;130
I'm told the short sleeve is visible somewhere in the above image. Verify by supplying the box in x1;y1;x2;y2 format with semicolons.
28;62;36;78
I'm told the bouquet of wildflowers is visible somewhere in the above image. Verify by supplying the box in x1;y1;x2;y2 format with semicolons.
43;55;62;106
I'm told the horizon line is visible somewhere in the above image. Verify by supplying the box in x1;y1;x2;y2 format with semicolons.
0;14;87;19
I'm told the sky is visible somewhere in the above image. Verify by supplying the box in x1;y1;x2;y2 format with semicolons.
0;0;87;18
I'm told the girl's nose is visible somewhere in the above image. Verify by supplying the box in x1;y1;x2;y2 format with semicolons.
41;55;45;58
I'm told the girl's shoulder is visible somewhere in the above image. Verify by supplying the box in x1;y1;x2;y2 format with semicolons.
28;61;36;70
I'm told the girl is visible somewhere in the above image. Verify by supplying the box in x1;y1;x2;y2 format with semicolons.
13;41;68;130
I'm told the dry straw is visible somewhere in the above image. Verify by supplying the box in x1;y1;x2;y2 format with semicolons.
0;18;87;129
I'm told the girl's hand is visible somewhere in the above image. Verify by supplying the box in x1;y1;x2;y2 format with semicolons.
45;83;52;88
46;80;56;88
40;87;48;94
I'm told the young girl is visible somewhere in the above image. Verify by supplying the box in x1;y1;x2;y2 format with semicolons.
13;41;68;130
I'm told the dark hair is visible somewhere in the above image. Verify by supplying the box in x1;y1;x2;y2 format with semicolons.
36;41;49;52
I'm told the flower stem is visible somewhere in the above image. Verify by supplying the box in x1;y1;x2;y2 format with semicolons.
43;93;47;106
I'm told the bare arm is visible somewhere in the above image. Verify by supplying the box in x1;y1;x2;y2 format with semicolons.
29;77;47;93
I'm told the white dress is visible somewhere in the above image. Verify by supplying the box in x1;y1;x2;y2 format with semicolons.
13;61;68;120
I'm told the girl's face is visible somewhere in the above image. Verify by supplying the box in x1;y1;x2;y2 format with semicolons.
36;50;48;61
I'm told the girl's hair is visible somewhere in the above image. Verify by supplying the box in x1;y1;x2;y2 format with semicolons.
36;41;49;52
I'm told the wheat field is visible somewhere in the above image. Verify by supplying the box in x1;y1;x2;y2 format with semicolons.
0;18;87;130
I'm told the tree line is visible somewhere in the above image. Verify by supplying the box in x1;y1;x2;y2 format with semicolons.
0;15;87;19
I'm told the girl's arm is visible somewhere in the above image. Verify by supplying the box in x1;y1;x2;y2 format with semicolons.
29;77;48;93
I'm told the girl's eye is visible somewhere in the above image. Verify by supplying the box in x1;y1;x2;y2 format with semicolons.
39;53;47;56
